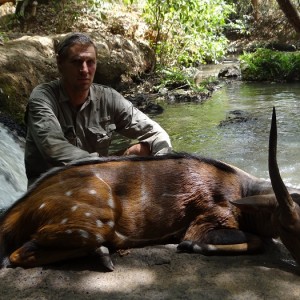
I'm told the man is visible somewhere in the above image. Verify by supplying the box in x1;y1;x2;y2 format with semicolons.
25;32;172;186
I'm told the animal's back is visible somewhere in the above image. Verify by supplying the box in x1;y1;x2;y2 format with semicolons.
0;153;254;267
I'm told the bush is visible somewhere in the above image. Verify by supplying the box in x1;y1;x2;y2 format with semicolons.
240;48;300;81
142;0;234;68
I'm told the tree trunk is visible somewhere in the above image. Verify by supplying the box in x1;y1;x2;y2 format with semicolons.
251;0;259;21
276;0;300;34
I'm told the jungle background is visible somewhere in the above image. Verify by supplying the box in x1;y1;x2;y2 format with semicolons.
1;0;300;127
1;2;300;299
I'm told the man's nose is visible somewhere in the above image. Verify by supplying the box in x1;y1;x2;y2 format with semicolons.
80;62;88;73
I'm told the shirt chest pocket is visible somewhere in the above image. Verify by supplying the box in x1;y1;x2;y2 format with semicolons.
86;124;116;153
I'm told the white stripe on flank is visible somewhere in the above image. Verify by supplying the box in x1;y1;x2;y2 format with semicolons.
140;164;148;207
95;173;115;209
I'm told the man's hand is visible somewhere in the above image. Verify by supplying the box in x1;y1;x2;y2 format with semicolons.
123;143;151;156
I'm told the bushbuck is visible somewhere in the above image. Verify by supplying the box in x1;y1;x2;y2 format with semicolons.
0;107;299;271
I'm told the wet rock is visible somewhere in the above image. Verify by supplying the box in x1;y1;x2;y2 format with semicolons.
218;65;241;79
0;112;26;139
166;89;211;104
126;93;164;115
219;110;257;126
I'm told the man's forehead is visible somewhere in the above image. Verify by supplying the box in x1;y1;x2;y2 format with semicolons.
67;44;96;58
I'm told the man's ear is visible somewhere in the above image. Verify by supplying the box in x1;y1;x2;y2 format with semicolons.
56;55;62;73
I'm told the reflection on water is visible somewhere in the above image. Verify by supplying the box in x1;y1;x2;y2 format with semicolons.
153;81;300;187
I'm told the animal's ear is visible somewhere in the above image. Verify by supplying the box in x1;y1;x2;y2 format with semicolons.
291;193;300;206
230;194;277;212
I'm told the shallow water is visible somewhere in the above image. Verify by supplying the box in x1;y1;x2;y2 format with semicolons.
1;80;300;209
153;81;300;187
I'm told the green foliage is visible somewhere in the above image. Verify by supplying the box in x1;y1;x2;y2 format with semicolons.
142;0;234;68
240;49;300;81
154;66;217;93
0;31;8;42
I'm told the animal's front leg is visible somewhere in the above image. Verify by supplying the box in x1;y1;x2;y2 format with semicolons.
94;246;114;271
178;227;263;255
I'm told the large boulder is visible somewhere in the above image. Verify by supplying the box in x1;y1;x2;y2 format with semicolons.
0;33;155;124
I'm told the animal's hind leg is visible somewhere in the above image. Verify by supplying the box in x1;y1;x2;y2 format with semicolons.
9;223;113;269
9;241;114;271
178;227;263;255
9;240;90;267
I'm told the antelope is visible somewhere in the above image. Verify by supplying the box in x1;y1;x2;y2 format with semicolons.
0;108;299;271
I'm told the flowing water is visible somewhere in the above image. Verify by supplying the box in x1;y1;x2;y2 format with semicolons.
1;80;300;210
0;126;27;208
154;81;300;188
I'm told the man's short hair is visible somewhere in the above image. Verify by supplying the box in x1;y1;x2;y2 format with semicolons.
55;32;97;59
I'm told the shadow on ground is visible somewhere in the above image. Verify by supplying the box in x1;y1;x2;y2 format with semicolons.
0;239;300;300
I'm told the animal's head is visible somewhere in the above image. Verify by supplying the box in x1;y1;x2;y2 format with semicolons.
232;107;300;265
268;107;300;264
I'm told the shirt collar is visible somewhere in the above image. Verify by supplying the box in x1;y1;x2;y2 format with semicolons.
58;79;96;105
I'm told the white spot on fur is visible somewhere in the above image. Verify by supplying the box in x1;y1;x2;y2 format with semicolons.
71;205;78;212
108;196;115;209
61;218;68;224
78;229;89;239
95;234;105;243
39;203;46;209
66;230;72;234
96;220;103;227
106;220;114;228
99;245;109;254
65;190;73;197
88;189;97;195
85;212;92;217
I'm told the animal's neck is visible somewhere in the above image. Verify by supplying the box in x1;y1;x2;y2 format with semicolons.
239;211;277;238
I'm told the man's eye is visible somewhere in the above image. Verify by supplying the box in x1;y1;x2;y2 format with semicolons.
87;60;96;66
71;59;82;65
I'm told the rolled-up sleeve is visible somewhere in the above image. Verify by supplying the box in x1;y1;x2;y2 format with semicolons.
112;94;172;155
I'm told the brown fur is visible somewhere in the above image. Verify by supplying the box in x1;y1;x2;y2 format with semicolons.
0;153;297;269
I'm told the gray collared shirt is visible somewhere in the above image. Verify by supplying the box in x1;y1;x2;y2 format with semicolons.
25;79;172;182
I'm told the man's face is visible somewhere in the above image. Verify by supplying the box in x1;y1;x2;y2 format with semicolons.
57;43;97;92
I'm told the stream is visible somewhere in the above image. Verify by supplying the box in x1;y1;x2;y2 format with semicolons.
0;80;300;209
154;81;300;187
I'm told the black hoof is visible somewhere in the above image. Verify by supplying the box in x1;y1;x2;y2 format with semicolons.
177;240;194;253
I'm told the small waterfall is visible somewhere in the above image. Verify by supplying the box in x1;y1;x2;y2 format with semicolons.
0;123;27;210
